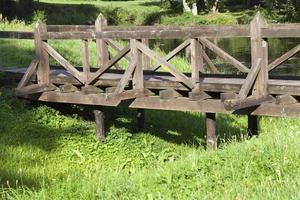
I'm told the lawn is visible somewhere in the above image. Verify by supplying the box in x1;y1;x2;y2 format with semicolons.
1;1;300;199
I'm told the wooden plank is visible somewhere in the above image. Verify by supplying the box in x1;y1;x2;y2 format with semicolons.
141;39;150;70
261;24;300;38
43;42;84;83
198;37;249;73
87;45;130;84
14;83;56;96
268;44;300;71
191;39;203;86
108;88;152;101
47;25;94;32
275;95;298;105
95;14;109;67
17;59;39;89
206;113;217;150
153;39;191;71
94;110;105;141
82;39;90;84
136;41;193;89
0;31;34;39
34;21;50;85
224;95;272;110
159;89;182;100
114;50;138;94
238;58;261;99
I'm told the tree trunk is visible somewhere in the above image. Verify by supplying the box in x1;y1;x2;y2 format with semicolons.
191;2;198;15
182;0;191;12
211;0;219;13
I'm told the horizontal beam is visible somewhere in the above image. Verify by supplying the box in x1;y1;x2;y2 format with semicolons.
0;31;34;39
262;24;300;38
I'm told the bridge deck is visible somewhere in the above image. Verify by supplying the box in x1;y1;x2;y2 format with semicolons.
2;67;300;117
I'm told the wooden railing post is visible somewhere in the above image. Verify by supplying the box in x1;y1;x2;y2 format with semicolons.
250;12;268;96
141;39;150;70
34;20;50;85
132;39;144;89
82;39;90;84
95;13;109;68
191;38;204;89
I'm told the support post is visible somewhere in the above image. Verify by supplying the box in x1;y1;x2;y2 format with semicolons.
34;20;50;85
206;113;217;150
141;39;150;70
248;114;258;137
94;110;105;141
250;12;268;96
191;38;204;88
137;108;145;131
132;39;144;89
82;39;90;84
95;13;109;68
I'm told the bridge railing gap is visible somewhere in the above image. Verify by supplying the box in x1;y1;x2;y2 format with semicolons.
1;13;300;148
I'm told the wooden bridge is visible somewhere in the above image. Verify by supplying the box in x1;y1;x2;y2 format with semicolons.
1;13;300;149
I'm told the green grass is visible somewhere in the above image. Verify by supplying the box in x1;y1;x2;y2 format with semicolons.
1;1;300;199
0;88;300;199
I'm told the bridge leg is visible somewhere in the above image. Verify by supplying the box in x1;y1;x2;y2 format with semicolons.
248;114;258;137
94;109;105;141
137;108;145;131
206;113;217;150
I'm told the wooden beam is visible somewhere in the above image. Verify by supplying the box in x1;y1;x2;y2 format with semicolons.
43;42;84;83
198;37;249;73
261;24;300;38
248;115;258;137
132;39;144;89
136;41;193;89
159;89;182;100
268;44;300;71
0;31;34;39
14;83;56;96
94;110;105;141
34;21;50;85
153;39;191;71
238;58;262;99
224;95;272;110
191;39;203;86
206;113;217;150
88;45;130;84
108;88;152;101
202;51;219;73
17;59;39;89
141;39;150;70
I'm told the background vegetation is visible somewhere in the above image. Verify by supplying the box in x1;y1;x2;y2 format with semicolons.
0;0;300;199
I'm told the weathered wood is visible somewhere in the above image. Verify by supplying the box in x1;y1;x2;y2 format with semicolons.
275;95;298;105
141;39;150;70
14;83;56;96
0;31;34;39
251;13;268;96
159;89;182;100
95;14;109;67
198;37;250;73
206;113;217;150
137;108;145;131
114;49;138;94
132;39;144;89
35;21;50;85
248;115;258;137
94;110;105;141
88;45;130;84
153;39;191;71
47;25;94;32
191;39;203;86
43;42;84;83
81;85;104;94
59;84;79;93
202;51;219;73
108;88;152;101
268;44;300;71
261;24;300;38
224;95;272;110
17;59;39;89
238;58;261;99
136;41;193;89
82;39;90;84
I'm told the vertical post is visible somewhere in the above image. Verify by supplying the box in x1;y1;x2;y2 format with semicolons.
82;39;90;84
248;114;258;137
250;12;268;96
141;39;150;70
132;39;144;89
191;39;204;89
95;13;109;68
34;20;50;85
206;113;217;150
137;108;145;131
94;110;105;141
